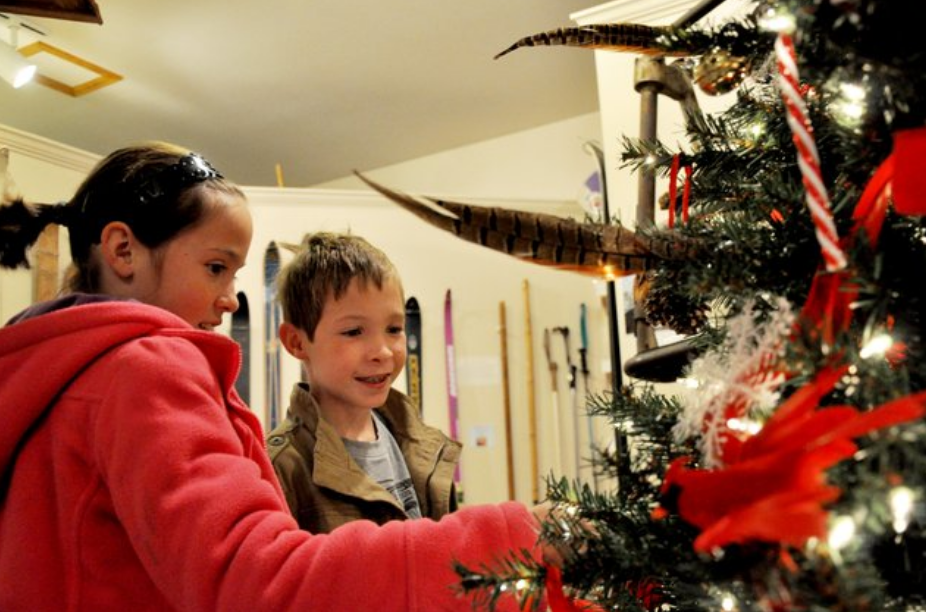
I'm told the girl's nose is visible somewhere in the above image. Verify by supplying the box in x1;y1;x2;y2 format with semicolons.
218;289;240;314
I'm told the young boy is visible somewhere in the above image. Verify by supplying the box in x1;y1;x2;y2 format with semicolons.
266;231;460;533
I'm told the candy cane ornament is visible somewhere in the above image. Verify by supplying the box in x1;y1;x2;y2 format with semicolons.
775;32;847;272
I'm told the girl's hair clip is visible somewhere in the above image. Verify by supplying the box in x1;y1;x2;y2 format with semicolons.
132;153;223;206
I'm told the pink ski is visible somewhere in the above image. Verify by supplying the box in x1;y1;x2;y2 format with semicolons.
444;289;463;503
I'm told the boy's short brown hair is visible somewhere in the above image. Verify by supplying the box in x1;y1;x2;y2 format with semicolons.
277;232;402;340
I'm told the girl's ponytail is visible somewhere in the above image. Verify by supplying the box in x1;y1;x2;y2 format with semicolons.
0;199;72;269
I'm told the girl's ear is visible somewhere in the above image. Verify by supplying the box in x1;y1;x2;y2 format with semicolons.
99;221;138;280
279;321;310;360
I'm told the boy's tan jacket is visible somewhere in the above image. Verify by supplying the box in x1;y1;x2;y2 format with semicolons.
267;383;461;532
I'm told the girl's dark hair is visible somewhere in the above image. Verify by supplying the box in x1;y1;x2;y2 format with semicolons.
0;141;245;293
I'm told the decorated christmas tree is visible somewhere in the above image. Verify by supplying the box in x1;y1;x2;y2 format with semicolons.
435;1;926;610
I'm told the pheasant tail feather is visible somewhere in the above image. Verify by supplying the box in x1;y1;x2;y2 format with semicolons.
355;171;696;279
494;23;690;60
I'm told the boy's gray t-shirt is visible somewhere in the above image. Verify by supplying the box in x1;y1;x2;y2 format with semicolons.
341;412;423;519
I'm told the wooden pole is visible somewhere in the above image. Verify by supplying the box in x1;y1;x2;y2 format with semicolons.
499;301;515;500
523;279;540;503
33;225;59;302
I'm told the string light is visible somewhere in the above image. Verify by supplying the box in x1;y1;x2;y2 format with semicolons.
679;377;700;389
828;515;856;550
600;264;619;281
827;77;869;130
757;5;795;33
860;333;893;359
726;417;762;435
889;486;915;534
721;593;736;611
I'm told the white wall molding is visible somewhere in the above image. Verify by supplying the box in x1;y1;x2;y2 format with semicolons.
0;123;98;173
572;0;749;26
571;0;699;25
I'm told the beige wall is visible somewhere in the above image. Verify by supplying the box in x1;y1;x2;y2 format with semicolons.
314;112;605;202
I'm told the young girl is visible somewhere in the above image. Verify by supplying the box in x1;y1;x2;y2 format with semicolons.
0;142;557;611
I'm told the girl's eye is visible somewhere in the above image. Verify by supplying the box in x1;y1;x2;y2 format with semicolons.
342;327;362;337
388;325;404;335
207;263;227;275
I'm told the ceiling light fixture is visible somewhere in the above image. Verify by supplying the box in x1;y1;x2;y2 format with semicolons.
0;22;35;88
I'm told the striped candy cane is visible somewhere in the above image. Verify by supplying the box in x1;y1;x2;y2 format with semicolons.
776;32;847;271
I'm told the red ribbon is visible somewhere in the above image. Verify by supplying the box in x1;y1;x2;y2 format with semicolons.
545;566;607;612
667;155;691;229
892;127;926;215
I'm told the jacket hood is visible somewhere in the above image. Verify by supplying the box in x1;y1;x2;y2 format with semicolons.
0;299;241;479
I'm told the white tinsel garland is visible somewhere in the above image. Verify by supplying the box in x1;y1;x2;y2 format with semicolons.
674;297;795;468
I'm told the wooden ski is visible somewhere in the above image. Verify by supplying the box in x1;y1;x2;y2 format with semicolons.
231;291;251;405
499;300;515;500
523;280;540;503
405;296;423;416
263;242;283;430
444;289;463;504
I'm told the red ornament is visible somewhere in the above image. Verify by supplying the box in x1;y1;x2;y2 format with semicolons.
545;566;607;612
657;367;926;553
893;127;926;215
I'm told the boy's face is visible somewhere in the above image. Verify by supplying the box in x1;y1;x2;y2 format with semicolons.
300;276;407;416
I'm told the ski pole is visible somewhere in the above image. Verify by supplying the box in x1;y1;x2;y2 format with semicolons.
543;327;563;478
554;326;581;482
578;303;599;492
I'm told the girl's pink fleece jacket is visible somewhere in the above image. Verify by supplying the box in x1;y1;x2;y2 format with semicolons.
0;299;542;612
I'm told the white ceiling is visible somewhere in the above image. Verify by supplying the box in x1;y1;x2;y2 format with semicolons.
0;1;611;188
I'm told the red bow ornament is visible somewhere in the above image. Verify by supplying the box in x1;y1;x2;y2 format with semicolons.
657;366;926;554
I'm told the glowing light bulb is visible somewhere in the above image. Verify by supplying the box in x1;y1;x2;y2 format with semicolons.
840;82;866;101
757;7;795;33
828;515;856;550
860;333;893;359
889;486;915;534
726;417;762;435
721;593;736;611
